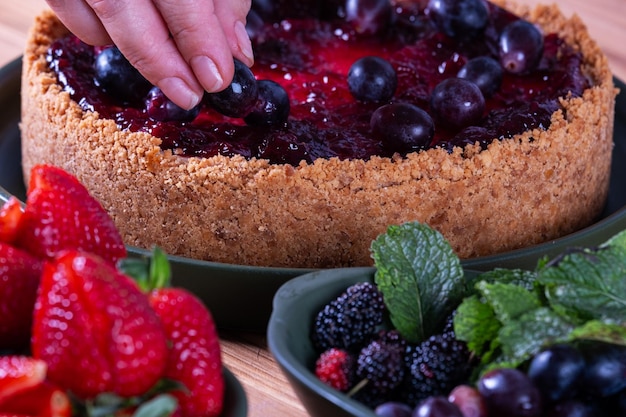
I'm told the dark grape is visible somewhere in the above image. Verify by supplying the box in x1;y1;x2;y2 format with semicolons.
477;368;542;417
205;59;259;118
375;401;413;417
370;103;434;152
578;341;626;398
430;78;485;130
244;80;290;126
426;0;489;39
94;46;152;104
448;385;488;417
250;0;276;19
347;56;397;103
345;0;393;35
498;20;544;74
457;56;503;97
413;396;464;417
544;400;599;417
527;344;585;404
145;87;200;122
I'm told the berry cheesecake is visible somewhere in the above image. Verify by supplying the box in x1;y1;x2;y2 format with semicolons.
20;0;617;268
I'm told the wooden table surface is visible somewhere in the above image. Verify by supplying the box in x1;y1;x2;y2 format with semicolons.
1;1;625;416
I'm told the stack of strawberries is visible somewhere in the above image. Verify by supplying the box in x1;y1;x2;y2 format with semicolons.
0;165;224;417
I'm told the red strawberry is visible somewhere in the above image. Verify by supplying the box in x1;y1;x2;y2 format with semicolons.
0;357;46;404
149;288;224;417
16;165;126;264
314;348;356;392
0;242;43;350
0;381;71;417
0;197;23;245
123;248;224;417
32;250;168;399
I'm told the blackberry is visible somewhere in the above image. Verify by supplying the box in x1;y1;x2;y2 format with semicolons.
353;330;407;408
311;282;385;352
401;332;473;407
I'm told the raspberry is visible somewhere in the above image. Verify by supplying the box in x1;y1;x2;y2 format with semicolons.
401;332;473;407
311;282;385;352
315;348;356;392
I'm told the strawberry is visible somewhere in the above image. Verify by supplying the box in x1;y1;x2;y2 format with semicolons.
0;242;43;350
122;248;225;417
16;165;126;265
0;357;47;404
0;197;23;245
31;250;168;399
149;287;224;417
0;381;71;417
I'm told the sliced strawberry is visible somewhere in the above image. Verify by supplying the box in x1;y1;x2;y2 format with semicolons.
0;242;43;350
32;250;168;399
16;165;126;265
0;381;71;417
0;357;47;405
0;197;23;245
149;287;225;417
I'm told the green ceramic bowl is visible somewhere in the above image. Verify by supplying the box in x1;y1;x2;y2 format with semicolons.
221;367;248;417
267;267;480;417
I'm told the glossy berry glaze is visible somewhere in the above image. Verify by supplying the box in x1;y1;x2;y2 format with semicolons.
46;1;590;166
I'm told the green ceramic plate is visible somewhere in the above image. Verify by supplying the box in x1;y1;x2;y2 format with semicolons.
2;56;626;331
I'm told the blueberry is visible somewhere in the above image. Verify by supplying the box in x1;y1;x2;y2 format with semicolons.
94;46;152;104
457;56;503;97
370;103;434;152
426;0;489;39
347;56;397;103
499;20;544;74
145;87;200;122
345;0;394;36
205;59;259;118
244;79;290;126
430;78;485;129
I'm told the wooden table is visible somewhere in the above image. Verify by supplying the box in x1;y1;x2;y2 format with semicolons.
1;1;625;416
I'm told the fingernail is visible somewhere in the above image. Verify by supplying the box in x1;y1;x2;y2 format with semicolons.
158;77;201;109
190;55;224;92
235;20;254;64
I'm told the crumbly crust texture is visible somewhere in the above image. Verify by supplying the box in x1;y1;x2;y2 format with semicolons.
20;2;617;268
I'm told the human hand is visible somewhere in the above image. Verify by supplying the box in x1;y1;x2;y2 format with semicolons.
45;0;254;110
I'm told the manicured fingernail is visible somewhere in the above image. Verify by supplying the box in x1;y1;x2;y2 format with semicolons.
235;20;254;64
158;77;201;109
190;55;224;92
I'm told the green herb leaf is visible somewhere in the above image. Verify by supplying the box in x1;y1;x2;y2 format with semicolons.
371;222;466;343
568;320;626;345
133;394;179;417
476;281;542;324
538;245;626;322
454;295;501;360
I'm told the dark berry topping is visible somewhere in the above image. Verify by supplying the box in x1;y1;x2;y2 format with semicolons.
311;282;385;352
374;402;413;417
457;56;503;97
527;343;585;404
499;20;545;74
145;87;200;122
371;103;435;152
94;46;152;104
244;79;290;126
347;56;398;103
345;0;394;36
430;78;485;130
205;59;259;118
356;336;406;397
426;0;490;39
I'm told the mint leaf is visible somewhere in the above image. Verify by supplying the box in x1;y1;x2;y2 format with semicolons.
371;222;466;343
538;245;626;322
454;295;501;360
476;281;542;324
474;268;538;291
569;320;626;345
496;307;575;368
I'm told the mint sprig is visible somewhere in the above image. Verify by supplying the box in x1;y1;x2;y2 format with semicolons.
371;222;468;343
